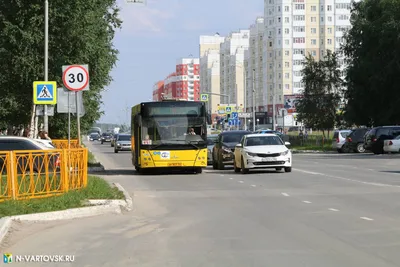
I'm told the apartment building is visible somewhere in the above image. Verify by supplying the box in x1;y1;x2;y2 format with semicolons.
220;30;250;107
199;34;225;117
244;17;265;117
263;0;351;125
152;81;164;101
152;57;200;101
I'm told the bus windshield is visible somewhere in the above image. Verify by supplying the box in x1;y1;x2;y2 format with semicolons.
141;116;206;147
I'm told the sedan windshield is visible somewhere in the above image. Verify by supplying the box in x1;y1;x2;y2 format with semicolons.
245;136;283;146
222;134;246;143
118;135;131;141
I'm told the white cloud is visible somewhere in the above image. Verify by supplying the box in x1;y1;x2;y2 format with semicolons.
117;0;181;35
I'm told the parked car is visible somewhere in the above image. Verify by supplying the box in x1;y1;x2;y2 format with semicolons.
0;137;60;174
332;130;352;153
89;133;100;141
207;134;218;165
343;128;370;153
100;133;112;144
364;126;400;154
212;130;251;170
114;134;131;153
383;135;400;153
35;139;55;149
233;133;292;174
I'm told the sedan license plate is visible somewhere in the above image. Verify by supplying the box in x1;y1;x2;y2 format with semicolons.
262;157;275;162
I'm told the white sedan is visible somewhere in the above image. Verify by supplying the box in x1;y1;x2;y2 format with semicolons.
383;135;400;153
233;133;292;174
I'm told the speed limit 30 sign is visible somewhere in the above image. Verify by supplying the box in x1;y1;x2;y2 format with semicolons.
62;65;90;91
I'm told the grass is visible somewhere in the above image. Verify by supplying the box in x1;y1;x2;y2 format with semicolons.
88;151;102;167
0;175;125;218
286;130;332;138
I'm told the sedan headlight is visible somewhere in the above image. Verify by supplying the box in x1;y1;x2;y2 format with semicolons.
117;143;121;146
222;146;231;153
246;152;257;157
280;150;289;156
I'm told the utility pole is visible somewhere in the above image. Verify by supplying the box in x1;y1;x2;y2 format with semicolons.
252;69;256;132
43;0;49;132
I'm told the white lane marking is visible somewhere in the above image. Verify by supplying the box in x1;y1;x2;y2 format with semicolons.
281;193;290;197
303;201;312;204
251;184;256;187
229;177;233;180
238;181;244;183
294;168;400;188
360;217;374;221
329;208;339;212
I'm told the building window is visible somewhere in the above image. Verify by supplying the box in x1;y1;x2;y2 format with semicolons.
278;28;281;34
311;28;316;34
312;50;316;56
285;39;289;45
285;62;289;67
284;6;289;11
295;4;305;9
327;5;332;11
327;38;332;44
269;42;272;47
285;50;289;56
328;16;332;22
285;84;289;89
311;17;316;22
311;5;316;11
293;60;302;65
321;5;324;11
285;17;289;23
321;17;324;22
278;6;280;11
293;49;305;55
293;26;305;32
278;17;281;22
339;15;349;20
293;37;305;43
285;73;289;78
328;27;332;34
294;15;305;21
284;28;289;34
311;39;316;45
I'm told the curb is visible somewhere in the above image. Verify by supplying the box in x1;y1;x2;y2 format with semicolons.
292;150;336;154
0;183;133;246
114;183;133;211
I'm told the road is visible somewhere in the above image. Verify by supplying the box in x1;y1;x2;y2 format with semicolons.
3;141;400;266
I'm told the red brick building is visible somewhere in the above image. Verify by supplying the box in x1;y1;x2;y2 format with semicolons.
152;57;200;101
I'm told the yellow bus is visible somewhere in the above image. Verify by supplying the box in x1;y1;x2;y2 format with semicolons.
131;100;209;174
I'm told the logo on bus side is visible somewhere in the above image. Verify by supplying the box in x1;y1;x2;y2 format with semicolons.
153;151;170;159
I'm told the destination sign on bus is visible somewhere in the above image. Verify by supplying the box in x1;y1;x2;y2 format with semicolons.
146;106;202;116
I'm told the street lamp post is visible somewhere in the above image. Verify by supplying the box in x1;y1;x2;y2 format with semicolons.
43;0;49;132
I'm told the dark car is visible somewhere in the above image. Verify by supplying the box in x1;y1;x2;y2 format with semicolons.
364;126;400;154
100;133;112;144
212;130;251;170
343;128;370;153
89;133;100;141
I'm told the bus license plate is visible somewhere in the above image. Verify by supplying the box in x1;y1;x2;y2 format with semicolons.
168;163;182;166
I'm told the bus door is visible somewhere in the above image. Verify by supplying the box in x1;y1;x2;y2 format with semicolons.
133;115;141;165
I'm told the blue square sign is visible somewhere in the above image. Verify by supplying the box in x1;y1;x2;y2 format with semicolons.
33;81;57;105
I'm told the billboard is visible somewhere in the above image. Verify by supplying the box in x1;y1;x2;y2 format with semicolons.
284;95;302;113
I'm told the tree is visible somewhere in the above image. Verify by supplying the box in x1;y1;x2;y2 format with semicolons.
296;51;343;138
342;0;400;126
0;0;122;138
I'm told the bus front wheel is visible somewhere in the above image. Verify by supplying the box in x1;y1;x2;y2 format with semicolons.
195;168;202;174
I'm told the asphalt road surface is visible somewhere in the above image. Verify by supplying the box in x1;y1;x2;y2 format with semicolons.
3;141;400;267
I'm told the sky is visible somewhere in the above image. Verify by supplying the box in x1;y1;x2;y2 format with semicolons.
99;0;263;124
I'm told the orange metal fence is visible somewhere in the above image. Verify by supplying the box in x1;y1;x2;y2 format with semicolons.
52;139;81;149
0;148;88;201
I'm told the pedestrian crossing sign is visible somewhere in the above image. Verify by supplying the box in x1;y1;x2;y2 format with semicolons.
200;94;208;102
33;81;57;105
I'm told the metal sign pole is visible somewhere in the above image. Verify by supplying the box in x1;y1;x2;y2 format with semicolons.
68;91;71;149
76;92;81;145
44;0;49;132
